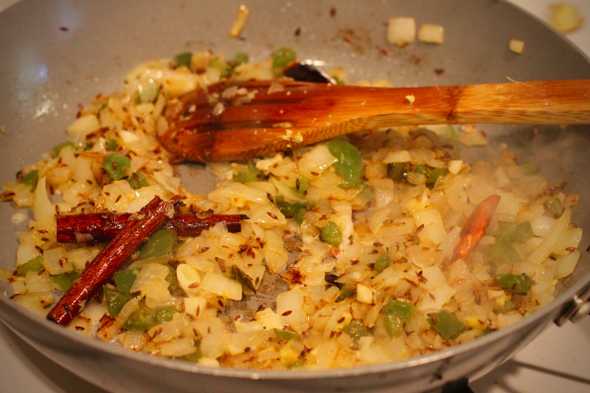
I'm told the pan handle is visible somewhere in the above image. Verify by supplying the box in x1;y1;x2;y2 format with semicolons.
554;284;590;326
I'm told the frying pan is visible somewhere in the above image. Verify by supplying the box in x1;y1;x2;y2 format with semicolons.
0;1;589;392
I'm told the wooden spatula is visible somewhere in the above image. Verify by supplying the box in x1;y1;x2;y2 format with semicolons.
159;79;590;162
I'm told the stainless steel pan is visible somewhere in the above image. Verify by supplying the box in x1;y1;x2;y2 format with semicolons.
0;1;589;392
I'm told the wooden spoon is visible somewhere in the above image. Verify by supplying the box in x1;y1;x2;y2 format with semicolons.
159;79;590;162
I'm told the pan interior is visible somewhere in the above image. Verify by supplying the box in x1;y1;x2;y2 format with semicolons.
0;0;589;376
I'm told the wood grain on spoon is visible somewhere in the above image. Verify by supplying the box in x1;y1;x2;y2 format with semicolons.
159;79;590;162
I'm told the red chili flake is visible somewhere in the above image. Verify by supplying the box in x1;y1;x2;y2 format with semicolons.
281;310;293;316
284;268;303;284
59;26;69;32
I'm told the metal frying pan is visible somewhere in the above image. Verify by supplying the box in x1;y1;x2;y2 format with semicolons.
0;0;589;392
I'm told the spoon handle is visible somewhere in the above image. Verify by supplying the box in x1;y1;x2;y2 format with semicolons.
333;80;590;128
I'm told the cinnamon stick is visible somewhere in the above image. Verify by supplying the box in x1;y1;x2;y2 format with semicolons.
47;196;173;326
56;212;246;243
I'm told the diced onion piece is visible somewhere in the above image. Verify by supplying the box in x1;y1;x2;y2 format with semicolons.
176;264;201;296
550;3;583;33
33;177;54;232
130;263;173;308
234;321;264;334
413;208;446;245
509;39;525;54
13;292;54;315
229;4;250;38
67;115;100;142
418;266;455;312
276;289;305;332
298;144;337;178
198;357;220;367
530;215;555;237
448;160;463;174
553;226;583;256
184;296;207;318
356;284;375;304
388;17;416;47
418;24;445;44
383;150;411;164
201;272;242;300
528;209;570;265
255;308;284;330
43;246;73;275
556;250;580;278
160;337;197;357
263;230;288;273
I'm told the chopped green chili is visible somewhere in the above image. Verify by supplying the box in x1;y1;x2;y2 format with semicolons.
105;138;118;151
271;47;296;76
139;228;178;260
274;329;299;341
103;153;131;181
382;299;414;337
50;271;80;292
497;273;533;295
174;52;192;68
276;198;307;224
128;172;149;190
429;310;466;340
233;162;261;183
113;269;137;294
344;320;370;342
16;256;44;276
320;221;342;246
51;141;75;158
104;286;132;317
373;255;391;273
20;170;39;191
327;138;363;188
124;304;176;331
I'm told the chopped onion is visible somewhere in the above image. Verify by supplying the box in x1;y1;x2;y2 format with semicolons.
383;150;411;164
176;264;201;296
229;4;250;38
201;272;242;300
550;3;583;33
418;24;445;44
413;208;446;245
33;177;54;232
448;160;463;175
276;289;305;332
67;115;100;142
556;250;580;278
356;284;375;304
509;39;525;54
297;144;337;178
387;17;416;47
